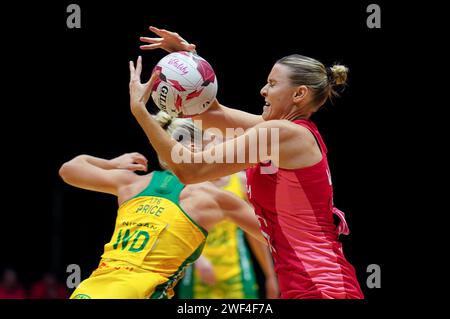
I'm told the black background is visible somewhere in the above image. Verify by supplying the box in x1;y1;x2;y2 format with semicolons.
1;0;411;306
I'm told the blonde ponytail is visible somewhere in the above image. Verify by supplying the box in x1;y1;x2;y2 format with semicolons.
152;111;202;170
153;110;173;130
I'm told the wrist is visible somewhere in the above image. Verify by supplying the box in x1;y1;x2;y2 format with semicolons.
83;155;115;170
131;103;148;117
107;158;121;170
265;273;276;280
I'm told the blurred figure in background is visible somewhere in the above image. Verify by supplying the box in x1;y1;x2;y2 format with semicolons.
30;272;69;299
0;268;27;299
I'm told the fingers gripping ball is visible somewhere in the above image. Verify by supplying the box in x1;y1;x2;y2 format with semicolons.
151;51;218;118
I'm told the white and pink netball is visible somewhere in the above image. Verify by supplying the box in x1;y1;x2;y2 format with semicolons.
151;51;218;117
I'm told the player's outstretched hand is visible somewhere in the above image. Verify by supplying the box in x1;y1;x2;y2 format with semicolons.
129;56;159;114
140;26;196;53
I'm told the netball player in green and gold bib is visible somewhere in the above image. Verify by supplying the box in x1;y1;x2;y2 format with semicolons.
59;112;264;299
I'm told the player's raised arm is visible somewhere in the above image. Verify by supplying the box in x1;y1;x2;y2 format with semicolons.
139;26;264;134
59;153;146;195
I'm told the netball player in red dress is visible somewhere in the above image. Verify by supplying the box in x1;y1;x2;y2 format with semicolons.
130;26;363;299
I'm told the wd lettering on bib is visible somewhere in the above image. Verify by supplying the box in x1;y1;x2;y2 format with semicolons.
112;228;157;253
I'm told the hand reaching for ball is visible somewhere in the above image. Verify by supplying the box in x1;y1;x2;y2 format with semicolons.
129;56;160;115
140;26;196;53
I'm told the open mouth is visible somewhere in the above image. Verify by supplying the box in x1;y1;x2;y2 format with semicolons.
263;101;271;112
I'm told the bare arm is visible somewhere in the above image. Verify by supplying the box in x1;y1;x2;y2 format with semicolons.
59;153;147;195
193;99;264;136
193;255;217;285
132;104;259;183
214;189;265;244
245;234;280;298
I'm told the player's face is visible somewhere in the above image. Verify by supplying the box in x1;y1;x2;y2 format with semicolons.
260;63;298;121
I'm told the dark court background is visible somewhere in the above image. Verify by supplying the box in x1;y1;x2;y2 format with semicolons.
0;0;412;303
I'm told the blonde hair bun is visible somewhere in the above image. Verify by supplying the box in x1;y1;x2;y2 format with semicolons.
153;111;173;129
329;65;349;86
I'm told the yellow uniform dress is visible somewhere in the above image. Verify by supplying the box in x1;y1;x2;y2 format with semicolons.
70;170;207;299
177;173;258;299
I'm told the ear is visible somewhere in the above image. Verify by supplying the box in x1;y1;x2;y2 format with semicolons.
293;85;308;103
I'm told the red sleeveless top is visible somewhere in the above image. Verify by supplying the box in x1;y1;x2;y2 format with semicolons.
246;119;363;299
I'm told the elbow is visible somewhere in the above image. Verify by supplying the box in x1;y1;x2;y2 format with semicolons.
59;155;84;183
59;161;76;183
58;162;71;182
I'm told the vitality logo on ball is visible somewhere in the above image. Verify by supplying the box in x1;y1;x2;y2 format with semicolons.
151;51;218;118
